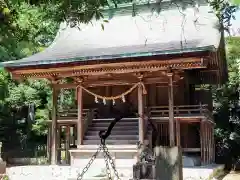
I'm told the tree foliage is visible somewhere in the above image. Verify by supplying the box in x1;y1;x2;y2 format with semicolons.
213;37;240;170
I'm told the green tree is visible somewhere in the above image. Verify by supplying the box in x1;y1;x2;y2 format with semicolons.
213;37;240;170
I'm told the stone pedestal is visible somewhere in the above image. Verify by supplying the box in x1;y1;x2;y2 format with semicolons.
0;161;6;174
0;142;6;175
132;146;183;180
133;162;156;180
155;146;183;180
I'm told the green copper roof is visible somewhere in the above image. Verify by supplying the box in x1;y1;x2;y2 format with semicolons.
1;0;220;68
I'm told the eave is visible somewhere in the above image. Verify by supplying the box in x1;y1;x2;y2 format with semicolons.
9;57;207;80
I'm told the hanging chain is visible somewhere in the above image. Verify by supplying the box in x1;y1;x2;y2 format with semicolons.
76;145;102;180
76;140;121;180
103;143;121;180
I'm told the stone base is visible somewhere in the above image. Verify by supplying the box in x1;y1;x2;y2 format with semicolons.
154;146;183;180
183;155;201;167
0;161;6;174
133;162;156;179
69;145;138;178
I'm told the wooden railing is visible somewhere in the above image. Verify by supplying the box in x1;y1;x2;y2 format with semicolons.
55;104;213;120
58;108;98;120
148;104;213;119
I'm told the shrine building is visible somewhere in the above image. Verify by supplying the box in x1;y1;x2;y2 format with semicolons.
1;0;227;169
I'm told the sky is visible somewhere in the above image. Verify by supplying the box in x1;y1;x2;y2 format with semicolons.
229;9;240;36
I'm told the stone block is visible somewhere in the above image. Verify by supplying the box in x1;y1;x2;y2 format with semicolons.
0;161;6;174
154;146;183;180
133;162;156;180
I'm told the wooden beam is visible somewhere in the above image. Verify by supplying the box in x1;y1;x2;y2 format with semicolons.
51;84;58;165
138;84;144;143
77;86;84;146
168;72;175;146
11;58;207;79
11;58;205;74
53;77;176;89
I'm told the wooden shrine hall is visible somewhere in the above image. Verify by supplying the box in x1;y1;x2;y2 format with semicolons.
1;0;227;168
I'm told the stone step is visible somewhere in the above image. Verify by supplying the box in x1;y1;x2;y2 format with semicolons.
86;130;139;136
92;118;138;121
83;139;138;145
87;125;138;131
90;121;138;126
84;134;138;140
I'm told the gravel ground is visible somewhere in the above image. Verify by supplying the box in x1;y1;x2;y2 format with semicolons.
222;171;240;180
6;164;222;180
6;165;132;180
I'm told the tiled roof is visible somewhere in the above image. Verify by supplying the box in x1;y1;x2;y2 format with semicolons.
2;1;221;68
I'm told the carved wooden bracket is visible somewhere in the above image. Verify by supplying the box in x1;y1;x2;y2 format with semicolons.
48;76;61;85
73;76;86;83
134;72;145;81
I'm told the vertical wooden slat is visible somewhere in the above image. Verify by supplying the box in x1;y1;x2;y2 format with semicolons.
47;127;51;163
200;120;204;165
66;125;70;164
74;125;77;146
51;84;58;165
138;84;144;143
209;123;213;163
57;125;62;163
212;123;215;163
204;121;207;165
176;119;181;147
167;72;175;146
203;122;206;165
208;123;210;164
206;123;210;164
77;86;83;146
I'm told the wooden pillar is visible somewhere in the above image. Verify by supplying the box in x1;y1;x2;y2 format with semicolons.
167;72;175;146
47;127;51;163
51;84;58;165
138;84;144;143
77;86;84;146
176;119;181;147
201;120;207;165
65;125;70;164
210;123;215;163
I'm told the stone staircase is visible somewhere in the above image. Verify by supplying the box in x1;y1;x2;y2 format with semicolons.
83;118;139;145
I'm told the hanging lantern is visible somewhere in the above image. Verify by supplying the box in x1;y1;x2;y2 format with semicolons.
113;99;115;105
95;96;98;103
103;98;106;105
122;95;126;103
